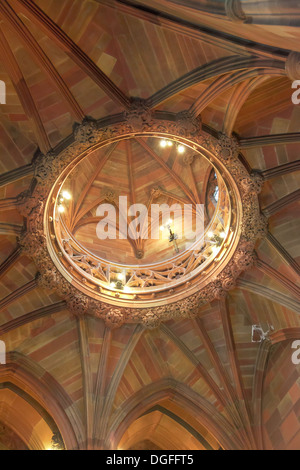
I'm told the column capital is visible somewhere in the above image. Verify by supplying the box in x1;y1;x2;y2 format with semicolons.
286;51;300;81
225;0;248;23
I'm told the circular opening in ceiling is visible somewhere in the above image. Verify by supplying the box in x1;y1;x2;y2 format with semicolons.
42;127;247;311
54;136;228;267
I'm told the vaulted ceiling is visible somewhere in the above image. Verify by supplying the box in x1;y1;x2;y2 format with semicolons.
0;0;299;450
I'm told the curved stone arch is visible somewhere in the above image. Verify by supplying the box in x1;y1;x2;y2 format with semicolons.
107;379;245;450
0;354;83;449
190;67;286;118
147;56;285;109
270;327;300;345
96;324;145;442
251;340;272;449
0;401;44;450
117;406;213;450
261;338;300;450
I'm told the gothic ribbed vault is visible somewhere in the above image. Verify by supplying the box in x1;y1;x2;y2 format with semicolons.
0;0;299;450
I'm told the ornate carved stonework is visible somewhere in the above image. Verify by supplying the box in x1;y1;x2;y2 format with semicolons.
104;190;117;204
17;106;265;328
103;308;125;329
183;154;195;166
74;117;99;144
233;241;257;270
141;310;161;330
51;432;65;451
124;98;154;132
150;187;162;200
216;134;240;162
175;111;201;137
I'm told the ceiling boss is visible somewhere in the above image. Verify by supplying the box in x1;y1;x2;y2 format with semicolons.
18;102;266;329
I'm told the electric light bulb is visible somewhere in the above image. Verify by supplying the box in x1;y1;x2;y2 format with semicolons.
110;282;116;289
178;145;185;154
208;231;214;238
160;225;165;232
220;232;226;239
117;273;125;281
212;246;219;255
58;205;65;214
160;140;167;148
62;190;71;200
167;219;172;225
167;141;173;147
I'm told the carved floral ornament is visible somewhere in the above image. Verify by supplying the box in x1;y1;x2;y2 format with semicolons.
18;103;266;329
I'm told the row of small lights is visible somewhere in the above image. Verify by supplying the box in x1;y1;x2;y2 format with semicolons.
57;190;72;213
160;139;186;154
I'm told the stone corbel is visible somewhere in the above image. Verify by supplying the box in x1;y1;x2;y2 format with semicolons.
225;0;248;23
286;51;300;81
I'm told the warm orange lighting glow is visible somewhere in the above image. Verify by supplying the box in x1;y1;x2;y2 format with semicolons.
62;190;72;200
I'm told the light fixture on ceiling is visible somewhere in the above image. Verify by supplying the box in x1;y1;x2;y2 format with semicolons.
160;139;174;148
57;190;72;215
205;229;227;258
160;139;186;154
110;273;130;292
160;219;179;253
62;190;72;200
211;245;220;256
207;231;226;247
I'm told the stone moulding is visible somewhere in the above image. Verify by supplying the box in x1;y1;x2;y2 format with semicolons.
18;104;266;329
286;51;300;81
225;0;248;23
